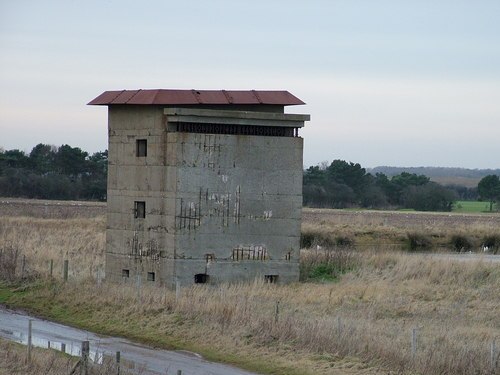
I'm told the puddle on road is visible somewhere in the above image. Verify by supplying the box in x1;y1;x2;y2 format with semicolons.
4;327;105;364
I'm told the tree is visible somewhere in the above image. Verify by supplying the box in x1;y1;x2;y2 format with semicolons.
326;160;369;195
0;149;30;172
402;183;457;211
55;144;88;177
477;175;500;212
82;151;108;200
29;143;56;174
0;144;107;201
303;165;326;186
387;172;430;205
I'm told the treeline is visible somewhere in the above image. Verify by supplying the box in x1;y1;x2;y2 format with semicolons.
0;144;107;201
0;144;490;211
370;166;500;179
304;160;458;211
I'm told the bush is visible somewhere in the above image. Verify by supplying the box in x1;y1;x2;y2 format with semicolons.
335;235;355;247
407;232;433;251
482;234;500;254
300;230;336;248
300;232;316;248
450;234;474;252
402;183;456;212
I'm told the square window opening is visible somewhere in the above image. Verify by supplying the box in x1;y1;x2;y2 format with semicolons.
265;275;278;284
122;269;130;278
147;272;155;282
134;201;146;219
194;273;209;284
136;139;147;157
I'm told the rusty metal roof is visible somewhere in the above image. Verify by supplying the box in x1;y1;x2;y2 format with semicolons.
88;89;305;106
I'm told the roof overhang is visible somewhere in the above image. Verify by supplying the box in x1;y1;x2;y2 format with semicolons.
164;108;310;128
88;89;305;106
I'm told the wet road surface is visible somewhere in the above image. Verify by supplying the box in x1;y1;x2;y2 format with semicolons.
0;307;259;375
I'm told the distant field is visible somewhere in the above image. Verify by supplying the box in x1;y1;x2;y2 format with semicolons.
452;200;496;213
430;176;480;188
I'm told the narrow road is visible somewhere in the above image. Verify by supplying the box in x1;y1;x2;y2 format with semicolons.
0;307;259;375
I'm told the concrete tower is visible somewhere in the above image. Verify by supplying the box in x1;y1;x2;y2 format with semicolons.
89;89;309;287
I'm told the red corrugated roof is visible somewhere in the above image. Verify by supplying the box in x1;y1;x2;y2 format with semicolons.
88;89;305;106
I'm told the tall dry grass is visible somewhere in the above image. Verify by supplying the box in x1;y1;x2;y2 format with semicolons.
0;216;105;280
7;250;500;373
1;206;499;374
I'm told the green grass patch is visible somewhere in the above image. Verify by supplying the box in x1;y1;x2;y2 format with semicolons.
452;200;496;213
308;264;342;282
0;283;14;303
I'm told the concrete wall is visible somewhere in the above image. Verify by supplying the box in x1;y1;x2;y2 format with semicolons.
173;132;302;286
106;106;175;285
105;105;305;287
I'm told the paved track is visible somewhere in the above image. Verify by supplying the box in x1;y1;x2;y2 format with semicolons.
0;307;258;375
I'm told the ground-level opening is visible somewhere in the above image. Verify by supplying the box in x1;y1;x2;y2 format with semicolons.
147;272;155;282
194;273;209;284
265;274;279;284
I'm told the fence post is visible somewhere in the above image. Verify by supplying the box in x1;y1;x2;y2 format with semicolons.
411;328;418;358
80;341;89;375
61;342;66;353
492;339;497;371
22;255;26;278
49;259;53;278
136;274;141;302
175;278;180;302
27;319;32;363
274;301;280;323
116;351;120;375
337;316;342;335
63;260;69;281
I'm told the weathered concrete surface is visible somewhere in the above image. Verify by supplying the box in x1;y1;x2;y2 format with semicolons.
105;105;308;287
0;307;260;375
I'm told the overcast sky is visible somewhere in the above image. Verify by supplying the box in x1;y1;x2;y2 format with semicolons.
1;0;499;169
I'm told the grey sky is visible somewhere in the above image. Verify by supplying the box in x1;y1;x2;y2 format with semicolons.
1;0;499;168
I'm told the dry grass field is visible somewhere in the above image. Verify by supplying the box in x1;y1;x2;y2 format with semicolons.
1;199;499;375
303;208;500;250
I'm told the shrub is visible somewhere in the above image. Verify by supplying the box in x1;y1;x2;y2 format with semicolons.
481;234;500;254
300;232;316;248
406;232;433;251
300;230;336;248
335;235;355;247
450;234;474;252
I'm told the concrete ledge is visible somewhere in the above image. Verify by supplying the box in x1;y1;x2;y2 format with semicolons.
165;107;309;128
